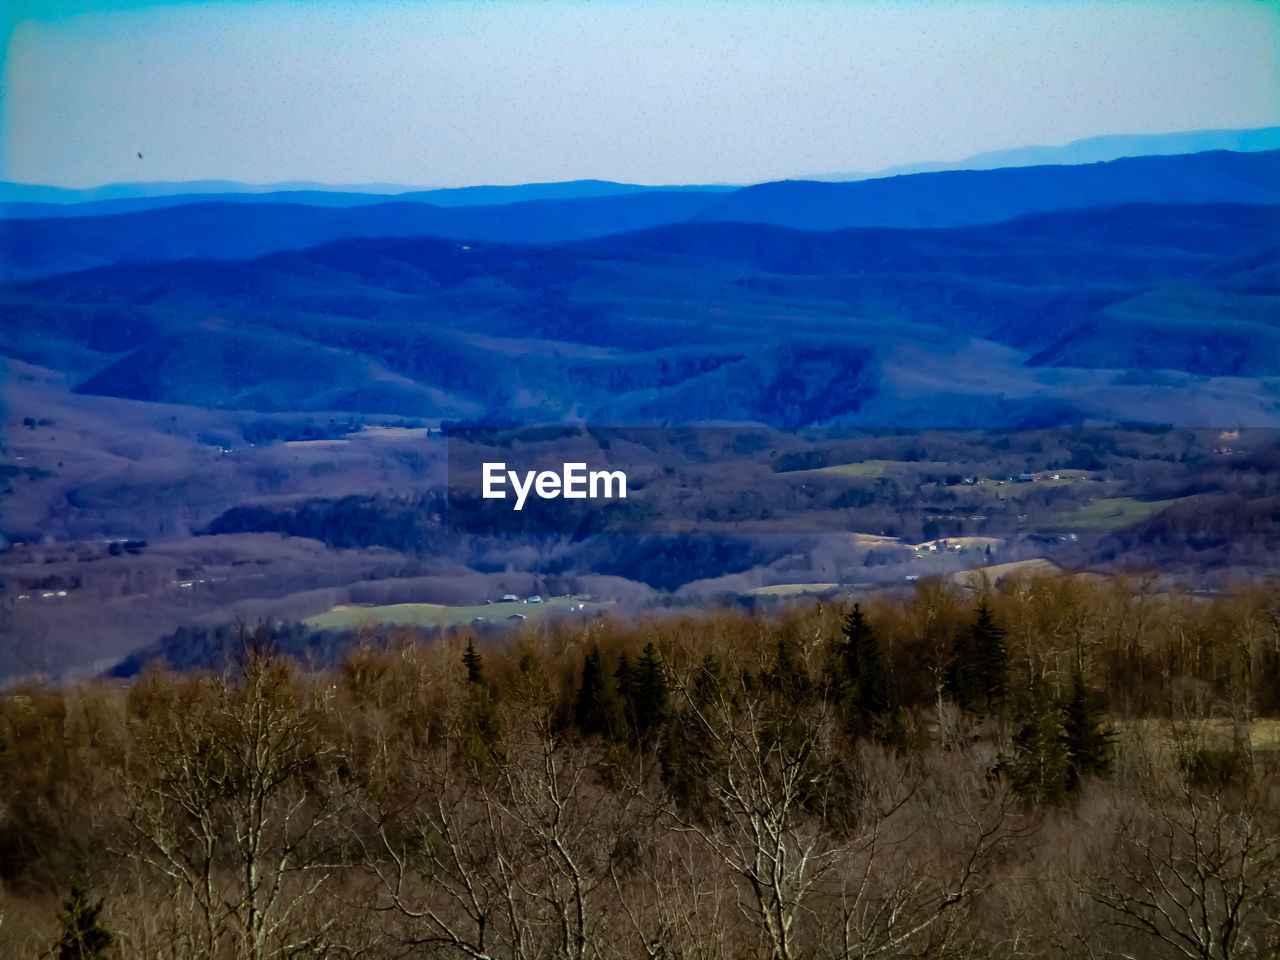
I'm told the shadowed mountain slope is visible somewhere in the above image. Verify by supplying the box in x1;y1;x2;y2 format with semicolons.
3;201;1276;427
0;192;726;281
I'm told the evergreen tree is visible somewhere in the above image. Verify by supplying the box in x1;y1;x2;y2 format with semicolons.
948;601;1008;716
456;641;499;770
659;715;713;817
1000;675;1068;806
972;601;1008;711
1062;672;1115;791
574;644;624;739
462;639;485;686
765;636;812;704
52;880;113;960
830;604;902;745
629;642;670;739
945;621;979;714
663;655;725;817
613;653;634;701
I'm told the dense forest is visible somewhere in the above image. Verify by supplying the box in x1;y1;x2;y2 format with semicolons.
2;571;1278;958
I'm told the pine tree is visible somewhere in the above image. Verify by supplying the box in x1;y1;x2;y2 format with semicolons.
1061;672;1115;791
613;653;634;701
663;656;723;817
945;621;979;714
1000;675;1068;806
765;636;812;704
629;642;669;738
574;644;624;739
52;880;113;960
947;601;1008;716
831;604;902;744
456;640;499;770
971;601;1008;712
462;639;485;686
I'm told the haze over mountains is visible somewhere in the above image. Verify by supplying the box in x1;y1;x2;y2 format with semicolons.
806;125;1280;180
5;125;1276;208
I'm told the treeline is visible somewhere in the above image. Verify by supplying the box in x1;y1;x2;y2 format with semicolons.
1;572;1278;958
200;493;448;553
239;417;368;445
107;621;335;678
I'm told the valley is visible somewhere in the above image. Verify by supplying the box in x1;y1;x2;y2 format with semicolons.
2;149;1278;683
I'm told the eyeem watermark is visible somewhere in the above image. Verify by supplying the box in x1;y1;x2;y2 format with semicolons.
483;462;627;511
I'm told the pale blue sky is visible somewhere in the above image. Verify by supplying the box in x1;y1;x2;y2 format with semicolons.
2;0;1278;188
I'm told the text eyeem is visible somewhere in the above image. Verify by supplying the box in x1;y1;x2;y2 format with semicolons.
482;462;627;511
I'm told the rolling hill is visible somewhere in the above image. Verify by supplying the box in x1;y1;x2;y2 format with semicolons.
3;201;1276;427
0;191;730;281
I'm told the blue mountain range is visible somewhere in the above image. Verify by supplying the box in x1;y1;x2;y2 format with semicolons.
1;135;1277;429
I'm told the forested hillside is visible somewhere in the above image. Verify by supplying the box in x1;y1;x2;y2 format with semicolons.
5;201;1277;426
2;572;1278;958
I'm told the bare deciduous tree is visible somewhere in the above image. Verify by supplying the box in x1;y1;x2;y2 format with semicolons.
1088;781;1280;960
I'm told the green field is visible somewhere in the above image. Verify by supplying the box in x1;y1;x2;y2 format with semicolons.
747;582;843;597
304;595;598;631
1036;471;1105;486
1053;496;1179;530
807;459;948;479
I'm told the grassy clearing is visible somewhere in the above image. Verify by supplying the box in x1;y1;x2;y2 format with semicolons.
305;596;597;631
747;583;843;597
851;533;902;546
1035;471;1105;486
801;459;949;479
350;426;435;441
1053;496;1179;529
948;558;1060;584
816;460;891;478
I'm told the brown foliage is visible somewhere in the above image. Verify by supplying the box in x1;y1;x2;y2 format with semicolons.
1;573;1278;957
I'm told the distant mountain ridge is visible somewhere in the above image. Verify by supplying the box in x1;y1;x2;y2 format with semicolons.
3;149;1277;281
0;191;729;280
806;125;1280;181
695;149;1280;231
0;179;738;215
5;126;1276;209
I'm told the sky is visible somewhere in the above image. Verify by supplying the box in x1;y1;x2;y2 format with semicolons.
2;0;1278;188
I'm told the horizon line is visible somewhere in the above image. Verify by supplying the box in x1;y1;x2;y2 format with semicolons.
5;125;1278;198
